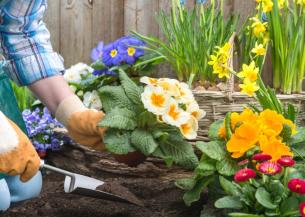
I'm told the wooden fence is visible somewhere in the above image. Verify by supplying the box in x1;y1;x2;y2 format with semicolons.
44;0;257;68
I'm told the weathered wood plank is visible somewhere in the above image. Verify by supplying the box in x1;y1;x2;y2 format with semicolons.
44;0;61;52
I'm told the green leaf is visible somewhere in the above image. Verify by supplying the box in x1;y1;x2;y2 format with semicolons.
215;196;243;209
216;156;239;176
289;127;305;146
98;107;137;130
103;129;135;154
280;196;299;216
195;159;216;177
225;112;233;140
154;133;199;169
91;60;106;70
131;129;159;155
208;120;224;140
183;176;214;206
118;70;143;105
175;177;196;190
219;176;240;196
280;124;292;143
99;86;134;112
228;213;263;217
196;141;226;161
255;187;277;209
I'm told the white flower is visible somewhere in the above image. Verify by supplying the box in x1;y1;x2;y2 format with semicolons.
83;90;103;110
187;102;206;120
64;63;93;84
162;99;190;127
140;76;158;86
141;85;170;115
157;78;180;97
179;116;198;140
175;82;195;104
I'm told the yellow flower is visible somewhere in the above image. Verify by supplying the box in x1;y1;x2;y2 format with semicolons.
162;99;190;127
259;109;285;137
251;17;268;37
227;123;260;158
259;135;293;161
231;108;259;129
263;32;270;45
257;0;274;12
208;55;230;79
216;43;232;56
239;79;259;97
141;86;169;115
218;125;226;139
179;116;198;140
157;78;180;98
251;43;266;56
238;61;259;82
296;0;305;4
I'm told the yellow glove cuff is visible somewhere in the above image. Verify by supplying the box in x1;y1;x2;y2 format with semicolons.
55;95;87;127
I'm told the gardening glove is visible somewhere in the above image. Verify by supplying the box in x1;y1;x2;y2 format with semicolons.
55;95;106;151
0;112;40;182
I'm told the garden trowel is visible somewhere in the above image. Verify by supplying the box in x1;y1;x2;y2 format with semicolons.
40;160;143;206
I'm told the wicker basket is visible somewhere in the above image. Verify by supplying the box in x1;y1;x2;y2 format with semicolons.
192;34;305;141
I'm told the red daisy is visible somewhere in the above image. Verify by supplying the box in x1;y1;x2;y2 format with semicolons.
258;161;282;175
252;153;272;162
277;156;295;167
300;202;305;217
234;168;256;183
288;179;305;194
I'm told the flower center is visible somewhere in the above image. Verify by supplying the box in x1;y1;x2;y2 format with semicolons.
267;167;276;174
168;104;180;120
191;111;198;118
150;93;165;107
110;49;118;58
296;184;301;189
181;123;191;134
303;207;305;215
127;47;136;56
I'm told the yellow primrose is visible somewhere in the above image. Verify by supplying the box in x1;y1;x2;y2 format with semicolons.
259;109;285;137
239;79;259;97
162;99;190;127
157;78;181;98
238;61;259;82
141;86;170;115
251;18;268;37
179;116;198;140
251;43;266;56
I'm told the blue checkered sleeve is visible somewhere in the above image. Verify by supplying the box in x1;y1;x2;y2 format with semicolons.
0;0;65;86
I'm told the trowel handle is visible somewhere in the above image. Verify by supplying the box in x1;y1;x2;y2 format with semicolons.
40;160;76;193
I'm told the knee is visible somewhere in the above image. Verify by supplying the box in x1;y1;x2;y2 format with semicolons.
0;179;11;212
5;172;42;203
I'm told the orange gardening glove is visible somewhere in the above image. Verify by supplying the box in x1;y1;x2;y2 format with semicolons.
55;96;106;151
0;112;40;182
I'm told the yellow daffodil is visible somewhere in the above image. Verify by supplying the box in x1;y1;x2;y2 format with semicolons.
238;61;259;82
208;55;230;79
239;79;259;97
251;17;268;37
140;76;158;86
186;101;206;120
251;43;266;56
263;32;270;45
141;86;170;115
259;135;293;161
256;0;274;12
162;99;190;127
179;116;198;140
216;43;231;56
296;0;305;4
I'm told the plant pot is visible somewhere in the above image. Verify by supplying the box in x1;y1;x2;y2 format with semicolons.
37;150;47;158
113;152;147;167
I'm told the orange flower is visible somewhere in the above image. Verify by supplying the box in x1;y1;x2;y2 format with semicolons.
227;123;260;158
231;108;258;129
259;135;293;161
218;125;226;139
259;109;285;137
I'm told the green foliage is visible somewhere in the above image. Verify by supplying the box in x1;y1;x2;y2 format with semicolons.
99;70;198;169
208;120;224;140
196;141;226;161
133;0;238;86
215;196;243;209
11;82;34;111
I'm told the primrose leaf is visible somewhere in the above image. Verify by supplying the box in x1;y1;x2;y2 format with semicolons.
214;196;243;209
98;107;137;130
103;129;135;154
219;176;241;197
216;156;239;176
228;213;264;217
196;141;226;161
175;177;196;191
99;86;134;112
255;187;277;209
131;129;159;155
208;120;224;140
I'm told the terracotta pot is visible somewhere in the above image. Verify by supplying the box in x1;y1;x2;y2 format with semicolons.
37;150;47;158
113;152;147;167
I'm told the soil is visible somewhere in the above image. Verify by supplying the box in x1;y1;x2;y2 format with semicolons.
3;173;207;217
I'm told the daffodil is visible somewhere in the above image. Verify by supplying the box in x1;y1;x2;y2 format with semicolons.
186;101;206;120
251;18;268;37
239;79;259;97
141;86;170;115
256;0;274;12
179;116;198;140
238;61;259;82
140;76;158;86
251;43;266;56
208;55;230;79
162;99;190;127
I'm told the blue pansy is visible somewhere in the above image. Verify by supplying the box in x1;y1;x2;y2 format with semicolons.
93;68;117;76
117;36;145;65
102;41;123;67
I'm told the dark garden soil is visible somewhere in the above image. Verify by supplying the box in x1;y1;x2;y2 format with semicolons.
3;143;209;217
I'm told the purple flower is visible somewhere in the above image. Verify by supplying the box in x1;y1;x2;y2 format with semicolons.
102;41;123;67
117;36;145;65
93;69;117;76
91;41;104;62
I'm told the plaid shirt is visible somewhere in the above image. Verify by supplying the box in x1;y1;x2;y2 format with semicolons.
0;0;65;86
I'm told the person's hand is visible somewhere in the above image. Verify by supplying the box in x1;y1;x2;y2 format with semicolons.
55;96;106;151
0;112;40;182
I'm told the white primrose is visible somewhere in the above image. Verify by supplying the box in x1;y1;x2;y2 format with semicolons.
179;116;199;140
83;90;103;110
64;63;94;84
162;99;191;127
